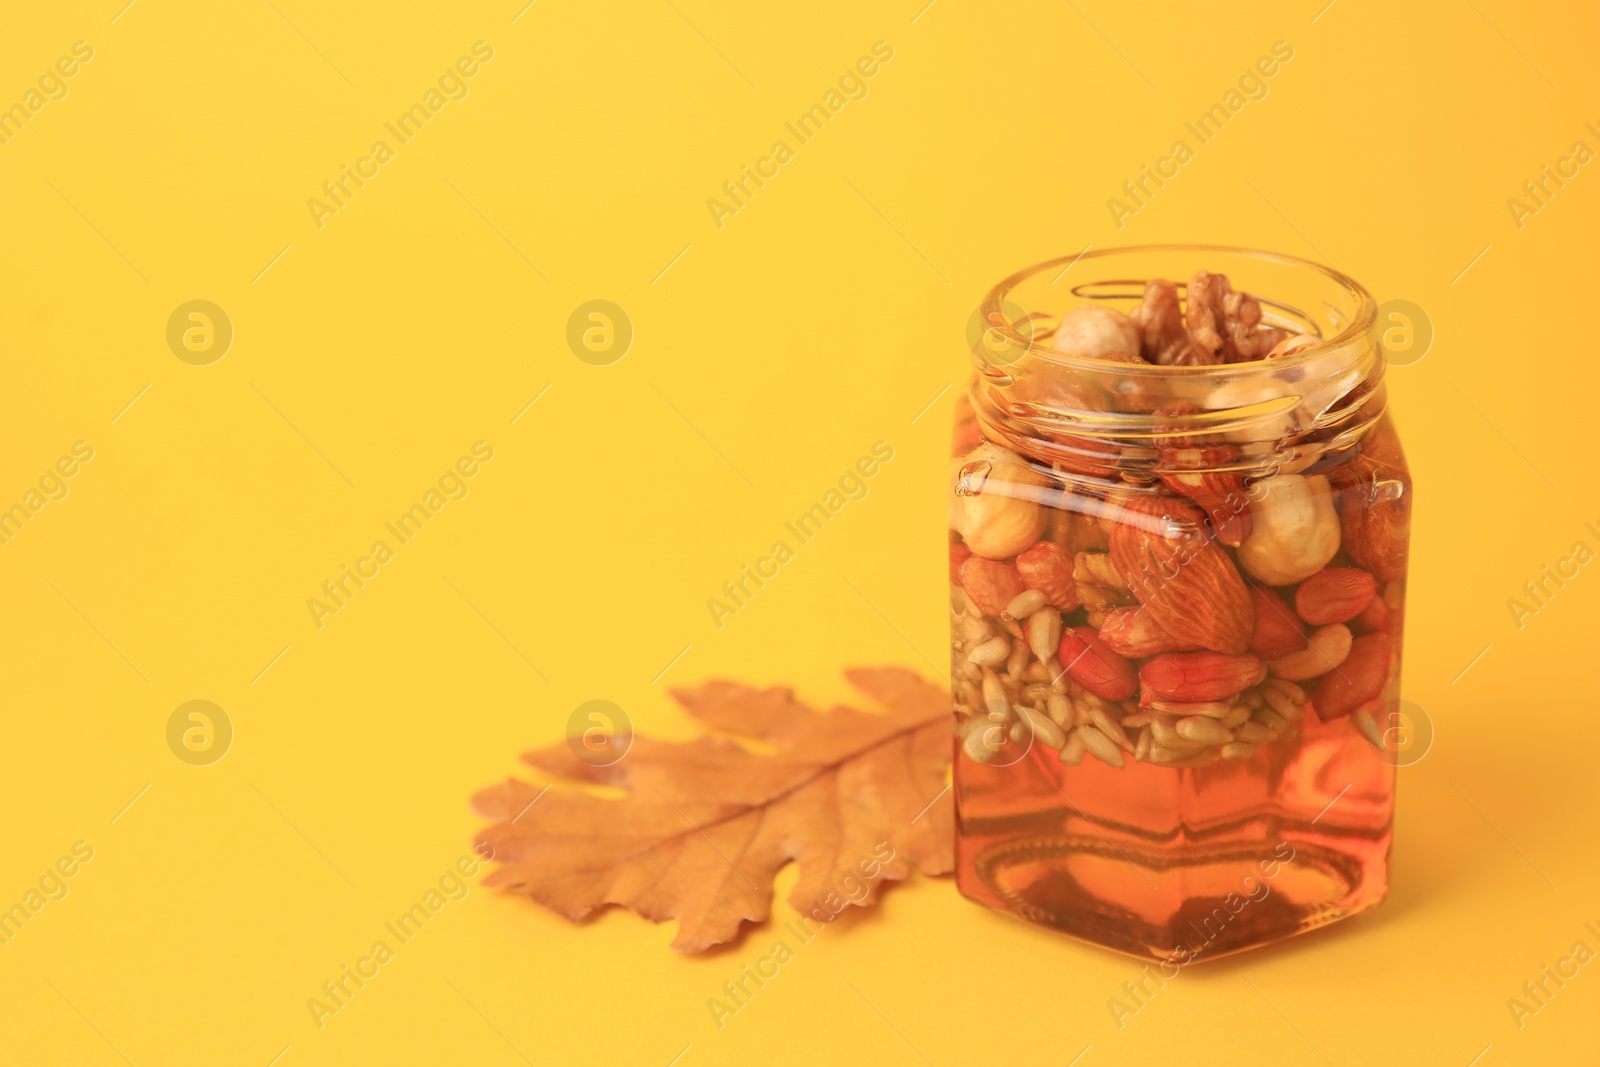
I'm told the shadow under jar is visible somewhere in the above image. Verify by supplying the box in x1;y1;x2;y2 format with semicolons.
948;246;1411;962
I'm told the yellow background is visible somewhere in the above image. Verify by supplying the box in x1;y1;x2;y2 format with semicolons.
1;1;1596;1064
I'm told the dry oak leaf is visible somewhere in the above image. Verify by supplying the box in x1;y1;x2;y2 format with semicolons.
470;668;953;953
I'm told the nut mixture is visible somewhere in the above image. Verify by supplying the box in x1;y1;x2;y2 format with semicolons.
951;270;1409;768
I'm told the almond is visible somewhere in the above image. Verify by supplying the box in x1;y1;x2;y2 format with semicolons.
1158;447;1252;547
1015;542;1079;610
1097;606;1197;658
1248;585;1307;660
952;419;982;455
1295;567;1377;626
949;542;972;584
1312;632;1393;720
1353;593;1392;633
1329;416;1411;583
1057;626;1137;701
1108;496;1254;654
959;557;1026;617
1138;651;1265;704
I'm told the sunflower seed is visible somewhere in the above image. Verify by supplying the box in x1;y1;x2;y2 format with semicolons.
964;720;1003;762
1352;708;1384;749
1058;729;1086;765
969;635;1010;666
1017;705;1066;749
1265;676;1306;703
1263;685;1304;721
1134;724;1152;762
981;669;1009;714
1077;725;1125;768
1234;721;1271;743
1177;716;1233;745
1046;692;1072;727
1004;589;1047;619
1149;699;1233;719
958;612;994;643
1089;705;1133;751
1006;634;1031;679
1026;608;1063;664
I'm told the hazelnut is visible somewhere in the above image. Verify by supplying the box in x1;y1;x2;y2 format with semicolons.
1236;474;1340;585
950;443;1049;559
1051;305;1140;360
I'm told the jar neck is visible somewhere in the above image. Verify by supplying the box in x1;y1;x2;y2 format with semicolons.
969;338;1386;482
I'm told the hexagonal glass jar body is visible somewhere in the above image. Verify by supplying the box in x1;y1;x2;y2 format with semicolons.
949;246;1410;962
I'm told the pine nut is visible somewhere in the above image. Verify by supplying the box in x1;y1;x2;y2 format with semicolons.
1221;741;1258;760
1058;729;1086;765
1220;705;1251;729
1021;661;1049;683
1004;589;1046;619
1017;706;1066;750
1077;725;1125;768
1121;712;1152;728
1177;716;1233;745
969;635;1010;666
1009;720;1029;745
1134;725;1152;763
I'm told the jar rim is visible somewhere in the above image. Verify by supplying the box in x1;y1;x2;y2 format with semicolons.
979;243;1378;378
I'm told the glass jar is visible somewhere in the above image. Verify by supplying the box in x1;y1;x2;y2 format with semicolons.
948;245;1410;962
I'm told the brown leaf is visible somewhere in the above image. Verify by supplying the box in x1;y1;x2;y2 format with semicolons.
470;668;953;953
